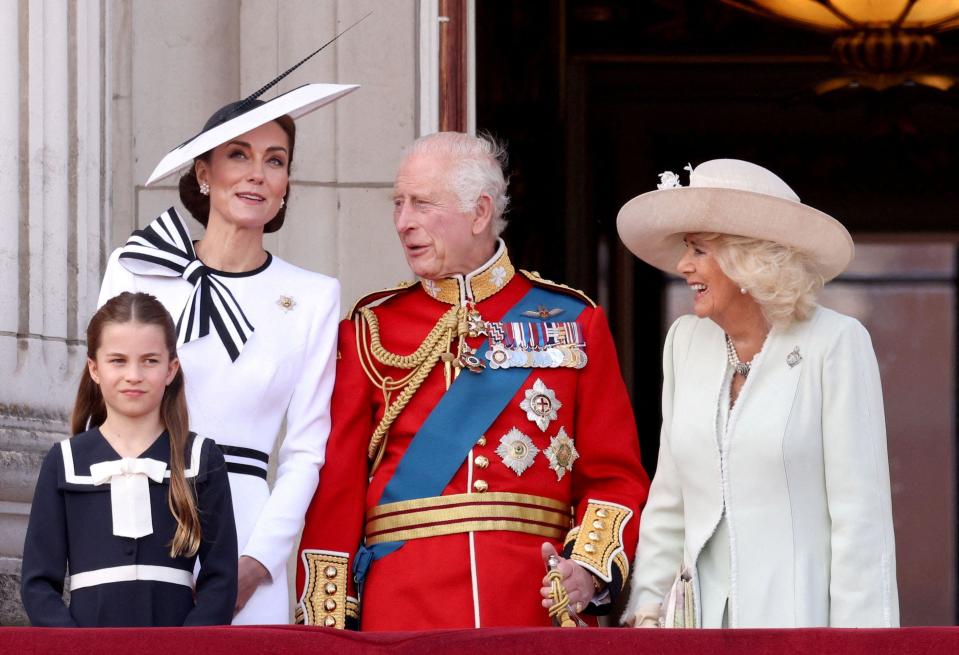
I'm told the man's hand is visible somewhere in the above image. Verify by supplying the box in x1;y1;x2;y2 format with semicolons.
538;542;601;614
235;555;270;615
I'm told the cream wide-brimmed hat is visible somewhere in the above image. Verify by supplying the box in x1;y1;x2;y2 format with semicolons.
616;159;854;281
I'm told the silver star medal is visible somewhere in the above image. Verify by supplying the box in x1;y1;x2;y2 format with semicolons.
495;428;539;476
519;378;562;431
544;427;579;481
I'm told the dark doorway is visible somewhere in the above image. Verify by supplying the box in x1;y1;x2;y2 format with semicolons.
477;0;959;626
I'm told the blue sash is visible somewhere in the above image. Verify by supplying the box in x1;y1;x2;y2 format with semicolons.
354;286;588;583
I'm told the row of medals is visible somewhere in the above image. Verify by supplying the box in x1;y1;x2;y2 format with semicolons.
452;309;588;372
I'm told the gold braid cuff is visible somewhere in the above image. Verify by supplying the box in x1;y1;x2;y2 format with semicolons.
569;500;633;583
298;550;350;628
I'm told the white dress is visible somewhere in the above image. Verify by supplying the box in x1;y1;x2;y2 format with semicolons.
98;239;339;624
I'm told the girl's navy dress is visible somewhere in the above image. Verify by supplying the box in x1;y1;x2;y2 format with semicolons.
21;428;238;626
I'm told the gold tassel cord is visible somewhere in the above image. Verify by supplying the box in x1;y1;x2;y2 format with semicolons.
358;306;464;462
362;306;459;369
546;569;578;628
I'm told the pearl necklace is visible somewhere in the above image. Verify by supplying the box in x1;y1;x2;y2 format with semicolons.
725;334;752;378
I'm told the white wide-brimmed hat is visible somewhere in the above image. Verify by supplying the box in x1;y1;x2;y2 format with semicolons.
616;159;854;281
145;83;358;185
143;14;372;186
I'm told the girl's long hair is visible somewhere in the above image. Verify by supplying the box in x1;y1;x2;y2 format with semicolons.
72;292;201;557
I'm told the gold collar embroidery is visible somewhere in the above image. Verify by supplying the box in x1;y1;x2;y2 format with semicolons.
420;242;515;305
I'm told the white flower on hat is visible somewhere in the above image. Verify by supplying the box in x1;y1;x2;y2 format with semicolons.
657;170;682;190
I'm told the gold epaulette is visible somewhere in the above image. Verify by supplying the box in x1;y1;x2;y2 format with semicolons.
520;270;596;308
347;280;418;320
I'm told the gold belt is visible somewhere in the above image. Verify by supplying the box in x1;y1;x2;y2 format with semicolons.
365;491;574;545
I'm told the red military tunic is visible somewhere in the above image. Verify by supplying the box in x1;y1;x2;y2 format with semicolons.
296;244;649;630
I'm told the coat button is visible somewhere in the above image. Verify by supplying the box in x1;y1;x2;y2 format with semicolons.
324;599;337;611
476;435;487;447
473;479;489;493
324;616;336;627
474;455;489;469
324;566;338;579
325;582;337;595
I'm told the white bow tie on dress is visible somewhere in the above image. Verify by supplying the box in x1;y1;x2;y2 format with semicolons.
89;457;168;539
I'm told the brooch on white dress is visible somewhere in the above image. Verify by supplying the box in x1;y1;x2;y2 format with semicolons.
277;295;296;312
786;346;802;368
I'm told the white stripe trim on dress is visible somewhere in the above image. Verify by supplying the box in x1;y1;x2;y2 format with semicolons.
61;440;93;485
69;564;194;591
61;435;207;485
222;453;269;471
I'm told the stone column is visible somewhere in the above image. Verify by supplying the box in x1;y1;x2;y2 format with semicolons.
0;0;106;625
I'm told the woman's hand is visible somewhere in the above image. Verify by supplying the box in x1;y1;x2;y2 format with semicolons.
624;604;663;628
538;542;601;614
235;555;270;614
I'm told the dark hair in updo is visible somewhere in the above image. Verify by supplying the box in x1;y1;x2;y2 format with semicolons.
178;100;296;234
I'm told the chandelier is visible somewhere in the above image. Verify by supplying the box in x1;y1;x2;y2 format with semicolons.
723;1;959;90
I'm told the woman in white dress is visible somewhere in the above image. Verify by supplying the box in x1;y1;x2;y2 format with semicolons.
98;79;357;623
616;159;899;628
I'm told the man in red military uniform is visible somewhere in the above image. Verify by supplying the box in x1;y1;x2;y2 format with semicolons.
296;132;649;630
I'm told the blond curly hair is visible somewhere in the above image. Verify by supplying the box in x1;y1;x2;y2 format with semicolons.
699;233;824;327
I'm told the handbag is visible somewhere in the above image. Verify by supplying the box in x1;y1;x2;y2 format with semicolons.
660;568;697;628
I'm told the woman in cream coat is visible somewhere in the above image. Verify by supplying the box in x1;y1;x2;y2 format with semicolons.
616;159;898;628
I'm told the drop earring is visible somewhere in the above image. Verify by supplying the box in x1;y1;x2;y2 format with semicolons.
199;181;210;196
280;198;285;209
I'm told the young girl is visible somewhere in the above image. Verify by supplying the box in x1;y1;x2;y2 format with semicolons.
20;292;238;626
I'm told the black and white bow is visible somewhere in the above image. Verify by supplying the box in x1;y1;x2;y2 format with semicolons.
118;208;255;361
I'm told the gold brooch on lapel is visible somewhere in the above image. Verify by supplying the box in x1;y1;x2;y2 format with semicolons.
495;428;539;476
544;427;578;481
277;295;296;312
786;347;802;368
520;379;562;431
